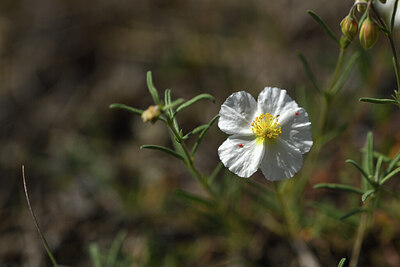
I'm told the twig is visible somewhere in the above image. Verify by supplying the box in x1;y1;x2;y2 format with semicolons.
22;165;59;267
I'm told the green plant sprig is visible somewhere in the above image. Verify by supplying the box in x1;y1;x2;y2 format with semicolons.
110;71;218;199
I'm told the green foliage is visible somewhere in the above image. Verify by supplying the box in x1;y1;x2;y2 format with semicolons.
89;231;130;267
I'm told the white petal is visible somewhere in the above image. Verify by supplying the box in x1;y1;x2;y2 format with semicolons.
260;139;303;181
218;135;264;178
279;108;313;153
218;91;258;135
257;87;298;123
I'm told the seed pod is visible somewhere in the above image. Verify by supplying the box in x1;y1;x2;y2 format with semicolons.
340;15;358;41
359;17;380;50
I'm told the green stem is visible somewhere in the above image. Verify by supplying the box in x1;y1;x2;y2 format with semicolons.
328;46;346;94
167;120;216;199
273;182;296;238
389;36;400;91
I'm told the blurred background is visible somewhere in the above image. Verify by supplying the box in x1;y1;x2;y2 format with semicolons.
1;0;400;266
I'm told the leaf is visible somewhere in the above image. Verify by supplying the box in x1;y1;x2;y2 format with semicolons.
338;258;346;267
140;145;184;160
296;51;321;94
374;156;383;182
345;159;372;186
89;244;102;267
175;93;215;114
192;114;219;155
314;183;364;194
380;167;400;185
359;97;397;104
361;189;375;202
109;103;143;115
182;124;209;140
340;207;366;220
175;189;215;207
387;150;400;173
106;231;127;267
163;98;185;111
330;52;360;96
147;71;161;105
307;10;340;44
209;162;224;185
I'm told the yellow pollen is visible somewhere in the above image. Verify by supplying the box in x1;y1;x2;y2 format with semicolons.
251;113;282;142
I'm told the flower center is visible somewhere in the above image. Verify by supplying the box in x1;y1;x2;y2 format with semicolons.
251;113;281;142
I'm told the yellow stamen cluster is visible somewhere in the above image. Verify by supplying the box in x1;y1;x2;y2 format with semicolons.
251;113;282;142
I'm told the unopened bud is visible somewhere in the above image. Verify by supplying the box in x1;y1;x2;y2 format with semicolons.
141;105;160;123
340;15;358;41
356;0;367;13
359;17;380;50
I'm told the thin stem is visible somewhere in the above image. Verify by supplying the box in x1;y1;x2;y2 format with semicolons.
22;166;59;267
370;2;400;91
328;46;346;94
167;120;216;199
273;182;296;238
349;212;367;267
389;37;400;91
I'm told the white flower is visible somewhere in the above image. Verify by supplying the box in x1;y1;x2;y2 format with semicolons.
218;87;313;181
376;0;400;28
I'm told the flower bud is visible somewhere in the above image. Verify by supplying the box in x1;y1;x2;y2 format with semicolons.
141;105;160;123
356;0;367;13
359;17;380;50
340;15;358;41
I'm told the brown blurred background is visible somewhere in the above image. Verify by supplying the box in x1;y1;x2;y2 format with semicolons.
1;0;400;266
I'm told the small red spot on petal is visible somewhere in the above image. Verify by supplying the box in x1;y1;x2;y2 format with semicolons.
295;112;299;116
238;144;243;148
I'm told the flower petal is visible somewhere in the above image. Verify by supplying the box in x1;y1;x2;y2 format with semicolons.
279;108;313;153
218;135;264;178
260;139;303;181
218;91;257;135
257;87;298;123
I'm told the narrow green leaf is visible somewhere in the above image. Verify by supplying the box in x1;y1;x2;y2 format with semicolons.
192;114;219;155
109;103;143;115
163;98;185;111
330;52;360;96
374;156;383;182
387;150;400;173
345;159;370;181
209;162;223;185
307;10;340;44
175;189;215;207
361;189;375;202
338;258;346;267
367;132;374;176
140;145;184;160
164;89;173;116
392;0;399;32
147;71;161;105
296;51;321;94
314;183;364;194
175;93;215;114
317;123;348;147
359;97;397;104
89;244;102;267
380;167;400;185
340;207;366;220
182;124;208;140
106;231;127;267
